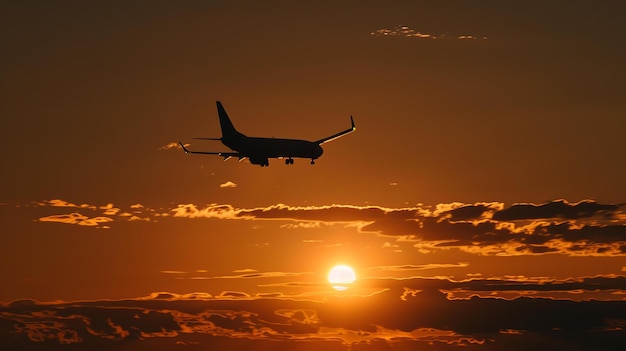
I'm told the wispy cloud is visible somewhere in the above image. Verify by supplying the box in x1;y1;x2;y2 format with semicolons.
159;269;309;280
38;213;113;227
372;25;436;38
219;181;237;188
159;142;182;150
371;25;487;40
171;203;242;219
37;199;97;209
34;199;153;227
233;268;257;273
367;263;469;272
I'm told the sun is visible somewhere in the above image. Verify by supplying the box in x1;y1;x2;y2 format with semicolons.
327;265;357;291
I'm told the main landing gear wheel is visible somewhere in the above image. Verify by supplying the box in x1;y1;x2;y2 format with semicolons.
285;158;294;165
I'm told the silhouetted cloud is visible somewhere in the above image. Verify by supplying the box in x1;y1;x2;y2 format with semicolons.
226;201;625;256
365;275;626;302
29;199;626;255
492;199;622;221
1;278;624;350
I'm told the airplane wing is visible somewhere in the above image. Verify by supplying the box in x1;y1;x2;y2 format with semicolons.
314;116;356;144
178;142;242;160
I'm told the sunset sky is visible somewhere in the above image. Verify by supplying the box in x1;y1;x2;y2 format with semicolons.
2;1;625;350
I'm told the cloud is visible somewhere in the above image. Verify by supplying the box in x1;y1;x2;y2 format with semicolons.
367;275;626;302
159;269;309;280
209;271;309;279
30;199;626;255
128;215;150;222
233;268;257;273
236;203;417;222
491;199;622;221
227;201;625;256
2;281;624;349
281;222;323;229
371;25;487;40
99;203;120;215
38;213;113;227
145;291;213;300
219;181;237;188
371;25;436;38
367;263;469;272
217;291;252;299
33;199;156;227
38;199;97;209
171;203;242;219
159;142;182;150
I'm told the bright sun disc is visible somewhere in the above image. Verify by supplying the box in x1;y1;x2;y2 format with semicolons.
328;265;356;291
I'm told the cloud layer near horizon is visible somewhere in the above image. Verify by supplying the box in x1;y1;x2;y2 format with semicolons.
2;278;625;351
30;199;626;256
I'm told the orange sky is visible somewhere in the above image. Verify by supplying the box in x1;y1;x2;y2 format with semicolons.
1;1;625;350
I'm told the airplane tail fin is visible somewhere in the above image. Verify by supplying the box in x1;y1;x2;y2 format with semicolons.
217;101;245;139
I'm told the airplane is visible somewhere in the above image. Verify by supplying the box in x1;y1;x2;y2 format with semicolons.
179;101;356;167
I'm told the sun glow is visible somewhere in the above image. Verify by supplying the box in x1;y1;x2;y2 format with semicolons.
327;265;357;291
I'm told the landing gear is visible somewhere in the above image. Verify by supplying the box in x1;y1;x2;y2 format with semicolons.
251;157;270;167
285;158;294;165
310;159;315;165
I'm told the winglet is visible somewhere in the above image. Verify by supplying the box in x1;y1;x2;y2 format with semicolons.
179;141;190;154
350;115;356;130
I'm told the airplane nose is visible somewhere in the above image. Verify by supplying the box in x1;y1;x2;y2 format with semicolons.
315;145;324;158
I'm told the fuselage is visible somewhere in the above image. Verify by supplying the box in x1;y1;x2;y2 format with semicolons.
222;135;324;159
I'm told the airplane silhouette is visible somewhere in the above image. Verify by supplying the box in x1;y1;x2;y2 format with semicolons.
179;101;356;167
